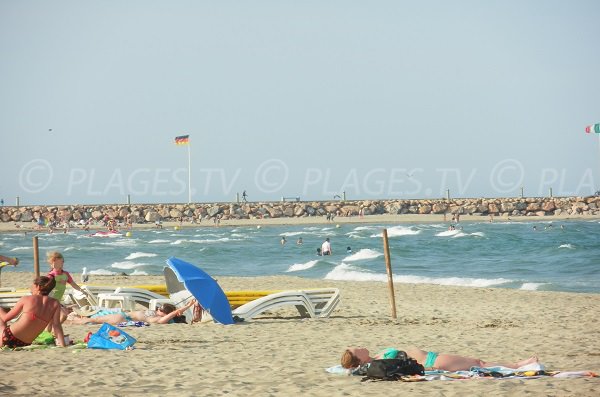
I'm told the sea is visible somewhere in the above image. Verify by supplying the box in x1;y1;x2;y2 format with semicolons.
1;220;598;294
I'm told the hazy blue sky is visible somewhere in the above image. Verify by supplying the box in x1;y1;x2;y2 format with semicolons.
1;0;599;205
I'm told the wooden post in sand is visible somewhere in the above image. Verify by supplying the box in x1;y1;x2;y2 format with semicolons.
382;229;397;319
33;236;40;277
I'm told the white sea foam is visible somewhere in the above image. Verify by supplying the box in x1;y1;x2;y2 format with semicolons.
10;246;31;251
130;269;150;276
558;244;574;249
520;282;546;290
280;231;304;237
436;229;461;237
343;249;382;262
346;232;365;239
452;232;467;238
324;264;512;288
64;246;76;251
89;269;117;275
171;237;233;245
148;239;170;244
286;260;319;272
111;261;146;270
125;252;158;260
370;226;420;238
354;226;378;231
100;239;137;247
324;263;385;282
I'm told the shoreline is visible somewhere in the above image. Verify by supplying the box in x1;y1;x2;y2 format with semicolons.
1;212;599;233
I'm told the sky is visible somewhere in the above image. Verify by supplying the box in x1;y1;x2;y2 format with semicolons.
1;0;599;205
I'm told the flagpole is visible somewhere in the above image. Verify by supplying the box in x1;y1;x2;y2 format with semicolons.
188;140;192;204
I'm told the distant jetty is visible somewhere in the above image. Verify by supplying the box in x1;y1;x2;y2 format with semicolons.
1;196;598;224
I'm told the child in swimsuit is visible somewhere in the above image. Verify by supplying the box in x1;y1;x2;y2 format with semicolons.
46;251;85;303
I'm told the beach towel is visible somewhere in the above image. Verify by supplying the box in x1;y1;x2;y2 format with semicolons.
117;321;149;328
325;362;598;381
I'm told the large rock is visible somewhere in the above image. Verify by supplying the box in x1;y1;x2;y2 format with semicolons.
488;203;500;214
267;207;283;218
207;206;221;217
293;206;306;217
169;209;183;218
282;206;294;217
418;205;431;214
542;201;556;212
431;203;448;214
20;210;34;222
145;211;160;222
91;210;104;220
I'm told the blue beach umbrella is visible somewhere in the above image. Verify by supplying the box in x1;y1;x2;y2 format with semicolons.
165;257;234;325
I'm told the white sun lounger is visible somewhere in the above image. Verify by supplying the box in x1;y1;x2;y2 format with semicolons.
113;287;171;308
0;290;30;309
162;267;340;322
231;288;340;321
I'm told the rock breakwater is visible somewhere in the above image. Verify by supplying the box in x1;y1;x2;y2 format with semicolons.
1;196;598;225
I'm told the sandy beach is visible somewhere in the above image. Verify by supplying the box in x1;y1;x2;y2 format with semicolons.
1;270;598;396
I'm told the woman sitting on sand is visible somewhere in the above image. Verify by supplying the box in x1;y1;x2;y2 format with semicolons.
68;299;197;325
341;347;538;372
0;276;66;348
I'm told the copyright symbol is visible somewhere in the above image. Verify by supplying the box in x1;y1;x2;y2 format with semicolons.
490;159;524;194
19;159;54;193
254;159;289;193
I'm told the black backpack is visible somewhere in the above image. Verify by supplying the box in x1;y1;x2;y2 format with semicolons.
359;353;425;381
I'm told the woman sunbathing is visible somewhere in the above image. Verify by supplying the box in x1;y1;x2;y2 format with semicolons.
68;299;197;325
0;276;66;348
341;347;539;372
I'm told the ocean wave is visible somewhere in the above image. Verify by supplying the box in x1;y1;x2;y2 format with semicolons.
171;237;234;245
346;232;365;239
286;260;319;272
370;226;421;238
10;246;31;251
125;252;158;260
324;263;385;282
343;248;382;262
450;232;485;238
558;244;574;249
324;264;512;288
130;269;150;276
280;231;304;237
88;269;118;275
520;282;547;290
111;261;148;270
354;226;378;231
436;229;461;237
230;233;247;238
100;239;137;247
148;239;170;244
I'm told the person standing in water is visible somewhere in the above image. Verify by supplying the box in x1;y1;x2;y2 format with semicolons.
321;238;332;255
